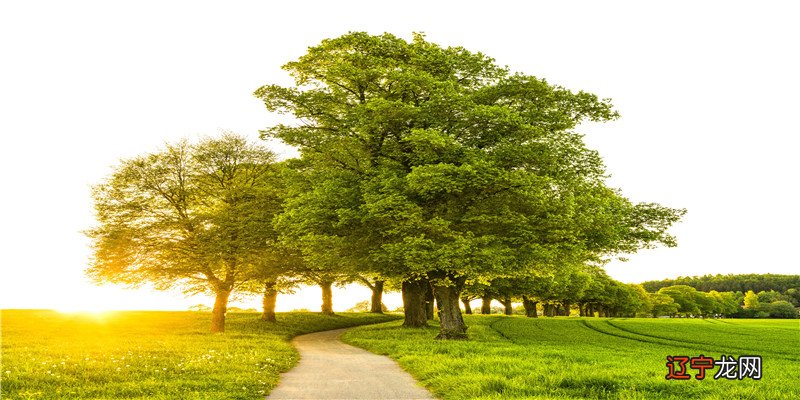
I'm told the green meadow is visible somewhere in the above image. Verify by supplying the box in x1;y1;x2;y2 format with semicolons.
343;315;800;400
3;311;798;399
0;310;398;399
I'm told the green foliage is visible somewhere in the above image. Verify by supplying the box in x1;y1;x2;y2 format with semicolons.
255;31;684;293
756;290;791;304
657;285;700;316
761;301;799;318
343;316;800;400
743;290;760;310
648;292;679;317
649;286;796;319
86;134;283;297
708;290;739;315
641;273;800;294
785;288;800;306
693;291;717;316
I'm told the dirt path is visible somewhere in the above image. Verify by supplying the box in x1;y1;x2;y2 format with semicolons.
266;328;435;400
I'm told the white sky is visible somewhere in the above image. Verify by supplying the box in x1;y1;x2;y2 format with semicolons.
1;1;798;312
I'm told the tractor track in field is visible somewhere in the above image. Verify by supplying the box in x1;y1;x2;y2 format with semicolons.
487;317;517;343
605;319;797;360
580;320;798;362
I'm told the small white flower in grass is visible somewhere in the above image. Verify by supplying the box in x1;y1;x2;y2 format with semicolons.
5;370;10;374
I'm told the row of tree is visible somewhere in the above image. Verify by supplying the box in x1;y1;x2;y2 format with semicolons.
647;286;797;318
641;274;800;294
87;32;685;338
459;277;798;319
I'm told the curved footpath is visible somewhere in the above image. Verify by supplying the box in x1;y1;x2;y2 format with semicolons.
266;328;435;400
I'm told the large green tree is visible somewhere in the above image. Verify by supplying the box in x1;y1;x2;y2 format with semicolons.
86;134;283;332
649;292;680;317
658;285;701;316
255;32;684;339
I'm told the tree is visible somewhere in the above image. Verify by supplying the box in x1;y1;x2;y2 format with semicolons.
785;288;800;307
459;280;484;314
743;290;760;310
641;274;800;293
626;284;652;317
763;301;797;318
708;290;739;316
86;134;281;332
255;32;684;339
694;291;718;317
658;285;700;316
272;161;360;315
756;290;790;304
356;274;388;314
348;299;388;312
649;292;679;317
231;162;299;323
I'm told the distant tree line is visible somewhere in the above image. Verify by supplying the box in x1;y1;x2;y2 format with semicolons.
460;273;798;319
641;274;800;294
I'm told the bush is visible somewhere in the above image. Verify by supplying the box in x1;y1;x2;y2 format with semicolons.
754;311;770;318
347;300;388;312
766;301;798;318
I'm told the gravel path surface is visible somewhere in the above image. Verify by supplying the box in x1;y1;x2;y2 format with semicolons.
266;328;435;399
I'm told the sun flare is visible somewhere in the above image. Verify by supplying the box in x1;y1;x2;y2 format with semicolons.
54;303;114;315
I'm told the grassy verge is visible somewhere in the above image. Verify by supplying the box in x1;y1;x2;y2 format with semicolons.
342;315;800;400
1;309;399;399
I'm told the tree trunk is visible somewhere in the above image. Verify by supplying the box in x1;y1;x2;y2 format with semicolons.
431;278;468;339
562;301;571;316
401;279;428;327
211;289;231;333
461;297;473;314
424;282;435;320
544;303;556;317
522;296;538;318
370;280;385;313
481;296;492;314
502;295;513;315
261;281;278;322
320;281;334;315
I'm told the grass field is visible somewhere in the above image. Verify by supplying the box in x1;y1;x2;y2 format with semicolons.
3;311;798;399
1;309;398;399
343;315;800;400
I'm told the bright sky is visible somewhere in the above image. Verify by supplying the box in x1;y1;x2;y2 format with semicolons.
1;1;798;312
